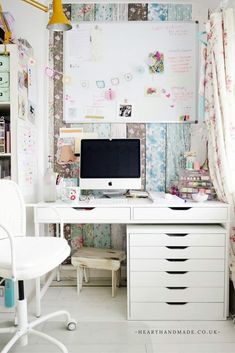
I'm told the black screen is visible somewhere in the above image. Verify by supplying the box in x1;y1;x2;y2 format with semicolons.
80;139;140;178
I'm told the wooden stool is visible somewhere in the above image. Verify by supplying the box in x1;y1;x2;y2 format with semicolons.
71;247;126;297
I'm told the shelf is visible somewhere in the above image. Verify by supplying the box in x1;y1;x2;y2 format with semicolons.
0;153;11;157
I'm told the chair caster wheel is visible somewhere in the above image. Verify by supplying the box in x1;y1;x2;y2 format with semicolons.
67;320;77;331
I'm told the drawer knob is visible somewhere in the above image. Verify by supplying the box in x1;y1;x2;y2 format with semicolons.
166;271;188;274
166;287;187;290
166;302;188;305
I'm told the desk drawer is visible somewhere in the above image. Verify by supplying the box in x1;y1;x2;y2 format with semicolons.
129;233;225;247
129;259;225;272
130;271;224;287
36;206;131;223
129;303;224;320
130;246;225;259
133;207;228;222
130;287;224;302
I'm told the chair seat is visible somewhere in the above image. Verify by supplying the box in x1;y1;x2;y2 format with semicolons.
0;236;70;280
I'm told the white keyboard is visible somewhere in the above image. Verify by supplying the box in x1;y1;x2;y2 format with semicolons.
89;198;129;205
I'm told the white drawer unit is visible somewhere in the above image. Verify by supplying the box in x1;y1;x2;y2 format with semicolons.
133;206;228;223
127;224;228;320
35;206;131;223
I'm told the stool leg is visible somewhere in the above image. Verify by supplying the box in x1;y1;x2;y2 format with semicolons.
79;267;83;290
76;268;80;295
83;267;89;283
112;270;117;298
117;268;121;287
76;267;83;295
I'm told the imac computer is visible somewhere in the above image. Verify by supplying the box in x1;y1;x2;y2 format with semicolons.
80;139;141;191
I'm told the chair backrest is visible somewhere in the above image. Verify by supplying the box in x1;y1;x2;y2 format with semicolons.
0;180;26;239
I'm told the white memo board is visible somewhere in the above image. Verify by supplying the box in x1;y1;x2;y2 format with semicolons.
64;21;198;123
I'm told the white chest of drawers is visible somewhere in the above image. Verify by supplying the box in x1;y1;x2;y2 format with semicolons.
127;224;228;320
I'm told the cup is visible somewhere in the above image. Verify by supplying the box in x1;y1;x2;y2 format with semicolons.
62;186;80;203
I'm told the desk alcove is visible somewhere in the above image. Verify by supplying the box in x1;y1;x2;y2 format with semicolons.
32;193;229;321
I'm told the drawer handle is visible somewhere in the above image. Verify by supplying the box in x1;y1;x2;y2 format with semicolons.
169;207;191;211
166;287;187;290
166;259;188;262
166;233;188;237
166;246;188;249
73;207;95;211
166;302;187;305
166;271;188;274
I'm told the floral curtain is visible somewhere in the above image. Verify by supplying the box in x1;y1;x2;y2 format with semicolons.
203;8;235;203
202;8;235;271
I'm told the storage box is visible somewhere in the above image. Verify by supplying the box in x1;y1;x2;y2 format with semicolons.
0;87;10;102
0;72;9;88
0;56;9;72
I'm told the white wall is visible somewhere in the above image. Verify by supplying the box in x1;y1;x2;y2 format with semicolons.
2;0;49;203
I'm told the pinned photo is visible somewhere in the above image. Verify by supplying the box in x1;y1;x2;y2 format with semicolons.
96;80;105;89
111;77;119;86
118;104;132;117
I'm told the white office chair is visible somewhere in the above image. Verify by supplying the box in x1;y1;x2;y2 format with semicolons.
0;180;76;353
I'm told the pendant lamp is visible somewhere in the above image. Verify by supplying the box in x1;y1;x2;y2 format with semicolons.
47;0;72;31
21;0;72;31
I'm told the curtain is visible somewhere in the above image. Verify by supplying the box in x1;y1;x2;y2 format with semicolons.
204;8;235;204
203;8;235;272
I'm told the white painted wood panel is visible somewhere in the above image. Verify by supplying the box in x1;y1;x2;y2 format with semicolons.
130;259;225;272
130;246;225;259
133;207;228;222
129;303;224;320
129;233;225;246
130;272;224;287
36;206;131;223
130;287;224;303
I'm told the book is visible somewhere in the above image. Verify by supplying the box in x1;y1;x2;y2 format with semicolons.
126;190;149;198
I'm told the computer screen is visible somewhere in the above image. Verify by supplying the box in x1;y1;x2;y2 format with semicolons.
80;139;141;190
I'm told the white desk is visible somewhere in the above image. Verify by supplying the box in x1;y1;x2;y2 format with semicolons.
32;194;230;320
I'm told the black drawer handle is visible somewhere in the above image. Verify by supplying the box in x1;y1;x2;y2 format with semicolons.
166;259;188;262
166;271;188;274
166;302;187;305
166;233;188;237
73;207;95;211
166;246;188;249
169;207;191;210
166;287;187;290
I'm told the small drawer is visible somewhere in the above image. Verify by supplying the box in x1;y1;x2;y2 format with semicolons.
130;271;224;287
0;87;10;102
0;72;9;88
129;259;225;272
129;303;224;320
133;207;228;222
36;206;131;223
130;246;225;259
0;56;9;72
129;233;225;247
130;287;224;303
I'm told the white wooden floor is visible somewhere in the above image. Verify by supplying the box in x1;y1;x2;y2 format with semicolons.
0;286;235;353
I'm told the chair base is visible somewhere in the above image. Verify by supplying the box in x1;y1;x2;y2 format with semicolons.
0;299;77;353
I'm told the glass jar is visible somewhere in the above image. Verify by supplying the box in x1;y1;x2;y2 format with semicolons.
43;155;56;202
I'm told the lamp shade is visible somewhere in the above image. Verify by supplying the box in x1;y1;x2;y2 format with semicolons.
47;0;72;31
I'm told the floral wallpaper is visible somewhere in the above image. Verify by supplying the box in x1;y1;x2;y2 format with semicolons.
50;3;193;254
